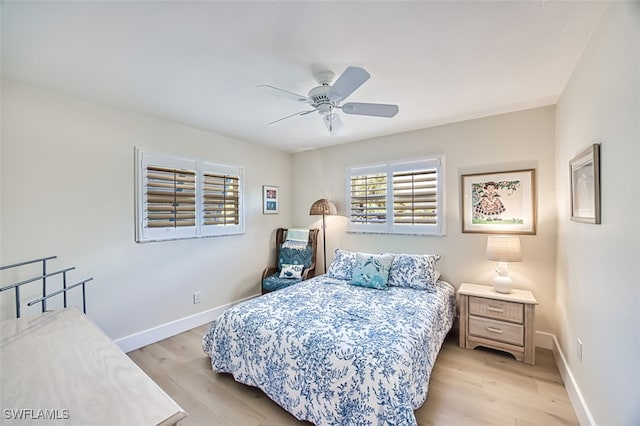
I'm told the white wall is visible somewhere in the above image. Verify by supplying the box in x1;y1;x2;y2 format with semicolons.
555;2;640;425
0;80;292;341
292;106;558;334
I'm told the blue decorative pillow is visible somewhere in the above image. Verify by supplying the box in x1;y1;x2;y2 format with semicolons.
279;264;304;279
279;245;313;270
326;249;357;280
385;253;441;291
350;253;395;290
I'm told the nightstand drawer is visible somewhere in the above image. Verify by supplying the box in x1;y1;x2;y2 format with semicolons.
469;296;523;323
469;315;524;346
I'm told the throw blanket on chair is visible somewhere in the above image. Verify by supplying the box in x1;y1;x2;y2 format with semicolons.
282;228;309;250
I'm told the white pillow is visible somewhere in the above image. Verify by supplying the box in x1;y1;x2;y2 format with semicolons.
279;264;304;279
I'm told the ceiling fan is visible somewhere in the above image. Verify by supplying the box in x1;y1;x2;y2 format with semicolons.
259;66;399;134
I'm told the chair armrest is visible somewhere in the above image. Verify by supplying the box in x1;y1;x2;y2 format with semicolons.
262;266;278;281
302;262;316;280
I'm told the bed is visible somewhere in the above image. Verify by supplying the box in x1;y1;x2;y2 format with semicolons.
203;251;456;425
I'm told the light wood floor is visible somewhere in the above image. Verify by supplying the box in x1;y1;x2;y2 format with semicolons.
127;325;578;425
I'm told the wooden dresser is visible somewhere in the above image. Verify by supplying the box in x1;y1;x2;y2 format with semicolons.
0;308;187;425
458;282;538;365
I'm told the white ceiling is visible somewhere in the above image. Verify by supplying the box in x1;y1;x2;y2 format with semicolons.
2;1;606;153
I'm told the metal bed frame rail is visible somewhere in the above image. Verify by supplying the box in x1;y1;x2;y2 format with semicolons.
0;256;94;318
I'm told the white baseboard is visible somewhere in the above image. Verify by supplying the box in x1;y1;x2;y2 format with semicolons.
550;334;596;426
114;293;260;353
535;331;554;350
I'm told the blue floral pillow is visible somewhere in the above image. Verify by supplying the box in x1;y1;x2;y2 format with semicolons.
326;249;357;280
385;253;441;291
350;253;395;290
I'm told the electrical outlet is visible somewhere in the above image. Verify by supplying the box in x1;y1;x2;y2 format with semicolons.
193;291;201;304
577;338;583;362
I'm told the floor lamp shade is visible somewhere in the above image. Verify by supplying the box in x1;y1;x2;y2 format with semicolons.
309;199;337;274
309;199;338;216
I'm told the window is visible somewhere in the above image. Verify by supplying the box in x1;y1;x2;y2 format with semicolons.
350;171;387;225
202;172;238;226
200;163;242;236
347;157;444;235
135;148;244;242
146;166;197;230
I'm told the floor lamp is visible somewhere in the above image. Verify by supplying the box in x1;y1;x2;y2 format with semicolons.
309;199;337;274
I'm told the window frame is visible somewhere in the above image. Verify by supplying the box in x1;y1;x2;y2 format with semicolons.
346;156;445;236
135;148;244;242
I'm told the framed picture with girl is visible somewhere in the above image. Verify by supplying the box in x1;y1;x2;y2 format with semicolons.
461;169;536;234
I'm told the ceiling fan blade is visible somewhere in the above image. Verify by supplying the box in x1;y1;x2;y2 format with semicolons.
268;109;316;125
327;66;370;103
323;113;343;135
341;102;399;118
258;85;311;103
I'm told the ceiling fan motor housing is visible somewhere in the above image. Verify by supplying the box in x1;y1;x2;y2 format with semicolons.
308;85;334;115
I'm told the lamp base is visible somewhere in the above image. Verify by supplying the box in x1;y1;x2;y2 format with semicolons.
493;275;513;294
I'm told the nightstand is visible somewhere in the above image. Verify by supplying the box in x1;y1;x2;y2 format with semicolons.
458;282;538;365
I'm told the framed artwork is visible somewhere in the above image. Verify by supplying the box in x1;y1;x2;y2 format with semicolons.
461;169;536;234
570;144;601;224
262;185;279;214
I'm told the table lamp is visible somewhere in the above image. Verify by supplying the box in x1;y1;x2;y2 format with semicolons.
486;235;522;293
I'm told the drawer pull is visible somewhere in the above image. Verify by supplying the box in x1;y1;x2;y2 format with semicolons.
486;326;504;334
486;306;504;313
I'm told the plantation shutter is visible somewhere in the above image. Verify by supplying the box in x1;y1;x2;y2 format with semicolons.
200;161;243;237
146;166;197;228
203;172;240;226
349;172;387;224
393;168;438;225
346;157;444;235
136;148;244;242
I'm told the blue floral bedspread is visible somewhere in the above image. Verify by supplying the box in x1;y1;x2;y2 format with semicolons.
202;276;456;425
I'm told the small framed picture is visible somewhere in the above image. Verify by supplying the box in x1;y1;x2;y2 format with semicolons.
461;169;536;234
262;185;279;214
570;144;601;224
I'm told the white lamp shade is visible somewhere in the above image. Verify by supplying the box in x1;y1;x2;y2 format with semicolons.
486;236;522;262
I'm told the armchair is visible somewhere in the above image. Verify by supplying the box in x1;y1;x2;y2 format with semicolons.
261;228;319;294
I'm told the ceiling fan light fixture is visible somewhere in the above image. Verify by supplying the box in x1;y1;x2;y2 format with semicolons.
323;113;342;135
317;104;333;115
